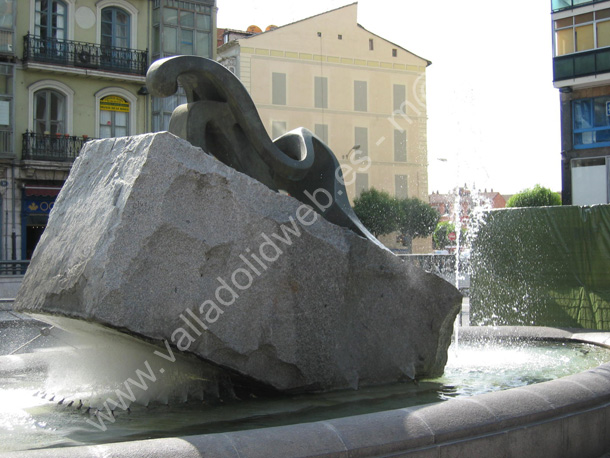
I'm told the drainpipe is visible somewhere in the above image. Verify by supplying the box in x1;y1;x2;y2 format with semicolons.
11;161;15;260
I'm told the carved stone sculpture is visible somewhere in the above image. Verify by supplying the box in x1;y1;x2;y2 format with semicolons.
15;133;462;392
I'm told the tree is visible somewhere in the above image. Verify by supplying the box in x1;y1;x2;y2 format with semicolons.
353;188;400;237
506;184;561;208
433;221;467;250
396;197;440;252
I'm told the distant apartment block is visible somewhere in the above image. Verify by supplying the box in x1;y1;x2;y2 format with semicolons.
217;3;430;206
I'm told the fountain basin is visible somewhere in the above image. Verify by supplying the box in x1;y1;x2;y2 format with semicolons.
1;325;610;457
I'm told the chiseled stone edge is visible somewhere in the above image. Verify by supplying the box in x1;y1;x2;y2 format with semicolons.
3;327;610;458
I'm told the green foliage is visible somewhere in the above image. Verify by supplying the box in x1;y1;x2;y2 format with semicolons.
395;197;439;252
433;221;467;250
397;197;439;237
433;221;455;249
506;184;561;208
353;188;400;237
353;189;439;250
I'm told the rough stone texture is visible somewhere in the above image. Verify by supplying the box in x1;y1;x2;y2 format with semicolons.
14;132;461;392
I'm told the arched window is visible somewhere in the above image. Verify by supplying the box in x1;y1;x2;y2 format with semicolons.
101;7;130;49
34;89;66;135
35;0;67;40
96;88;136;138
100;6;131;70
99;95;129;138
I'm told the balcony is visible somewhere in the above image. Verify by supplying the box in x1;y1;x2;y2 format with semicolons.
552;0;608;12
553;48;610;81
23;34;147;76
22;131;91;162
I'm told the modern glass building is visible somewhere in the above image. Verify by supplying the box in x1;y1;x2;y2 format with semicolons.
552;0;610;204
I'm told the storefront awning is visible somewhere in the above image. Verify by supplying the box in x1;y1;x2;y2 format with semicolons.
24;186;62;197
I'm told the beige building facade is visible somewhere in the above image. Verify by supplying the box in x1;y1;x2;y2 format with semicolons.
218;3;431;251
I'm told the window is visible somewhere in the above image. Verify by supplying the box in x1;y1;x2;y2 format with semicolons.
555;9;610;56
354;127;368;159
34;0;66;57
152;86;187;132
0;0;13;29
272;73;286;105
392;48;397;57
272;121;287;139
35;0;66;41
369;38;374;50
395;175;408;198
393;84;406;112
96;88;136;138
152;0;213;59
0;64;13;155
354;81;367;112
28;80;74;135
100;7;131;70
99;95;129;138
34;89;65;135
338;34;342;40
314;76;328;109
101;7;130;48
571;157;609;204
355;173;368;196
394;129;407;162
314;124;328;144
573;96;610;148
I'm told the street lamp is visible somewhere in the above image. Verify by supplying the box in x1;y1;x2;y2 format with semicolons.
343;144;361;160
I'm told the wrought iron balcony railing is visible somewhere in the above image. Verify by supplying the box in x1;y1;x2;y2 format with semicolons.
0;260;29;276
553;48;610;81
23;33;148;76
22;131;92;162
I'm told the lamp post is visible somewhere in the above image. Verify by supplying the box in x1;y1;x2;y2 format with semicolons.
343;144;361;160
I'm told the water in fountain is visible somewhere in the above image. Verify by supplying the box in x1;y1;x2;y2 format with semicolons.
1;322;608;452
446;185;495;353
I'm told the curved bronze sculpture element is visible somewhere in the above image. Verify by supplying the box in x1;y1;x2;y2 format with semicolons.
146;55;381;248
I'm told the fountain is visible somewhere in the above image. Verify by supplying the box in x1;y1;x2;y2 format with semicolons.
2;57;610;457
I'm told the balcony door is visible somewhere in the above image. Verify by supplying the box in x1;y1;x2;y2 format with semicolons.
101;7;131;71
34;0;67;60
34;89;65;135
31;89;67;160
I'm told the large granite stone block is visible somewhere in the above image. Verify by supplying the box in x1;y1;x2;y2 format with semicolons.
15;132;461;392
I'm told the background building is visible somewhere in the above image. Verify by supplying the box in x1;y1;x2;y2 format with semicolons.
0;0;216;264
552;0;610;205
150;0;216;132
217;3;431;250
429;187;506;224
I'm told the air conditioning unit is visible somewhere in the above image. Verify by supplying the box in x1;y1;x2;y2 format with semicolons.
74;50;98;69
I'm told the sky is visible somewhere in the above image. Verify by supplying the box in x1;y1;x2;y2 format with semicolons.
217;0;561;195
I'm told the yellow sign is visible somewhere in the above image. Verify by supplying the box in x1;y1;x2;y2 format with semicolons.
100;96;130;113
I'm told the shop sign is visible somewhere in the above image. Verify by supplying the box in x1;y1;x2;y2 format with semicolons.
100;95;130;112
25;200;54;214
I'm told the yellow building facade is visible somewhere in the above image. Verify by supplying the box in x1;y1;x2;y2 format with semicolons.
218;3;431;251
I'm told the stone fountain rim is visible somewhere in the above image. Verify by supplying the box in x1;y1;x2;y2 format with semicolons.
3;325;610;458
